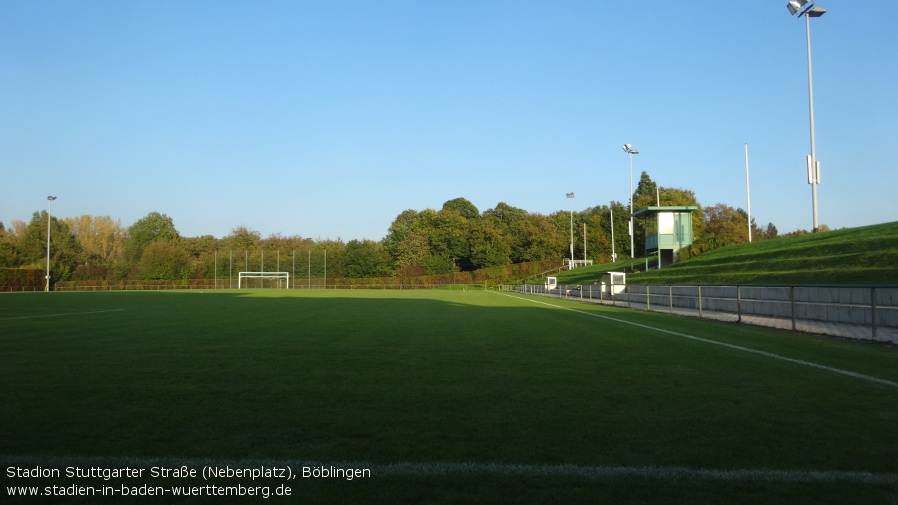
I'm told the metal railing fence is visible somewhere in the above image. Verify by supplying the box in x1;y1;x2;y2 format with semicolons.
510;283;898;343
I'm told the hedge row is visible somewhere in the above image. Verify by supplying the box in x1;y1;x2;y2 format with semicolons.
0;268;44;291
14;260;564;292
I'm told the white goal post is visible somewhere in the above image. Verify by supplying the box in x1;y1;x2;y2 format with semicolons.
238;271;290;289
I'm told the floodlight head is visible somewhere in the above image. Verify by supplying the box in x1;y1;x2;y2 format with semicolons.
566;192;575;198
47;196;57;201
787;0;813;16
807;6;826;17
630;150;639;155
622;144;631;152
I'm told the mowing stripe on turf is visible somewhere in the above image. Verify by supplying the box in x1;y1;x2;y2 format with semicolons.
0;309;124;321
496;292;898;390
1;454;895;484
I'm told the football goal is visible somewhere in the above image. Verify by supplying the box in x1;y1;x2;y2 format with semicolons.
238;271;290;289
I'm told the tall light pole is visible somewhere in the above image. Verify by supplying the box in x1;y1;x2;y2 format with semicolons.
745;143;752;242
583;223;587;262
45;196;57;292
609;203;616;262
622;144;639;258
787;0;825;233
566;193;575;264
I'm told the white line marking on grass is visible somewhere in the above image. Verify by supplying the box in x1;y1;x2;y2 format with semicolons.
1;454;896;485
495;292;898;390
0;309;124;321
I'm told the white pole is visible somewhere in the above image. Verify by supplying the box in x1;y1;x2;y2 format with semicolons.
45;196;56;292
569;203;574;262
214;249;217;289
745;143;752;242
621;144;639;259
805;12;820;233
610;203;616;262
629;153;633;258
628;152;635;258
566;193;575;263
324;248;327;289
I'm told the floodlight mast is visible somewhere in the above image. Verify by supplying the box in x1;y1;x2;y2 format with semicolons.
45;196;57;292
745;143;752;242
566;193;575;264
609;203;616;262
622;144;639;258
787;0;826;232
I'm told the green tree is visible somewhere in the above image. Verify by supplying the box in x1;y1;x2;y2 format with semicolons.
182;235;219;258
633;171;658;208
469;218;511;269
66;215;126;264
182;235;221;279
344;239;391;278
308;239;346;280
521;213;564;262
604;201;630;262
16;211;82;283
137;241;191;280
0;221;15;267
388;201;572;271
705;203;749;247
741;212;779;241
679;202;779;259
577;206;610;263
631;171;660;256
394;226;430;277
225;227;261;253
431;207;472;271
483;203;529;263
550;209;575;259
441;197;480;220
420;253;457;275
65;215;126;281
383;209;420;264
757;222;779;240
123;212;180;263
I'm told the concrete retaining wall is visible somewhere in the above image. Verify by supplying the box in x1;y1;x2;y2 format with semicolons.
515;283;898;343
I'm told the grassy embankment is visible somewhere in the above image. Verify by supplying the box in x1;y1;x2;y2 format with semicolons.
553;221;898;286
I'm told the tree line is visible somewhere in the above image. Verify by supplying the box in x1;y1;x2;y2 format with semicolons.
0;172;784;286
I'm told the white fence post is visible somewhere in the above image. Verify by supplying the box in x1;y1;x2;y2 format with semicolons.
791;287;797;331
872;286;878;341
698;286;703;319
737;286;742;323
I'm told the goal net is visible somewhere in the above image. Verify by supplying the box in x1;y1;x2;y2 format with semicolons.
238;271;290;289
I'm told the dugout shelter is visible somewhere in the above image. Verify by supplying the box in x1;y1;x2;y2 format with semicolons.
631;206;697;268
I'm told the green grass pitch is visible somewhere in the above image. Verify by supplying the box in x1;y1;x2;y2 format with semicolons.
2;289;897;504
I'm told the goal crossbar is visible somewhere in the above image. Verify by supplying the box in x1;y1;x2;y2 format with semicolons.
237;271;290;289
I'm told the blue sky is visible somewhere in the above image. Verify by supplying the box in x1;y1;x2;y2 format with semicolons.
2;1;896;241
